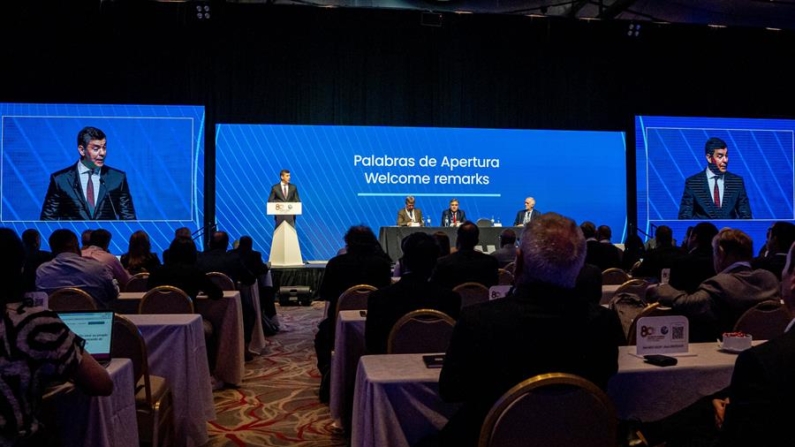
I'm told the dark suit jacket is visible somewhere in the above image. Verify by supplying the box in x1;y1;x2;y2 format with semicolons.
585;240;622;271
365;272;461;354
632;245;683;281
438;282;624;447
750;253;787;281
267;182;300;202
147;264;223;300
431;248;499;289
196;249;256;286
513;208;541;226
720;326;795;447
267;182;301;225
40;164;136;220
669;246;716;293
678;171;751;219
440;209;466;227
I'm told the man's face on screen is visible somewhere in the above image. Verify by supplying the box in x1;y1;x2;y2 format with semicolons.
79;138;107;169
707;148;728;173
281;172;291;184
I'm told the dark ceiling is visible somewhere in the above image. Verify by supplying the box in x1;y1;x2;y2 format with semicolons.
224;0;795;31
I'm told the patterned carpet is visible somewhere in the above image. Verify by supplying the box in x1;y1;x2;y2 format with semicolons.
206;302;347;447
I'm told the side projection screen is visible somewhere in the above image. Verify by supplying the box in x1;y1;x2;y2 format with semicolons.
1;103;205;255
216;124;627;261
636;115;794;251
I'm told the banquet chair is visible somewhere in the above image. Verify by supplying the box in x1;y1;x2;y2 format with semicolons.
626;303;679;346
112;314;175;447
138;285;213;339
476;218;493;228
453;282;490;309
48;287;98;311
387;309;456;354
206;271;236;291
478;372;617;447
733;299;793;340
138;285;195;314
614;278;650;302
124;272;151;292
497;269;514;286
601;267;630;285
335;284;378;316
502;261;516;276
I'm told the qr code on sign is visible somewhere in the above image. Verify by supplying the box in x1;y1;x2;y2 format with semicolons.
672;326;684;340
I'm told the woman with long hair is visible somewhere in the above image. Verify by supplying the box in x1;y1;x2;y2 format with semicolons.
121;230;161;274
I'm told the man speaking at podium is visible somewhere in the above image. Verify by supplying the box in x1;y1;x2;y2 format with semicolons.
268;169;301;226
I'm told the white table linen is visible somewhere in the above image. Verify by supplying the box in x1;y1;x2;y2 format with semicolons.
118;290;246;386
351;342;754;447
53;358;139;447
125;314;216;447
330;310;367;427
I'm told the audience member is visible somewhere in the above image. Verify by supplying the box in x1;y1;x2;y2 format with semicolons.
430;222;499;289
162;226;192;264
366;232;461;355
432;213;624;447
668;221;719;293
647;228;779;342
581;220;605;270
197;231;256;286
751;221;795;280
36;229;119;309
196;231;258;351
632;225;682;281
120;230;161;274
0;228;113;447
433;231;451;256
314;225;392;402
80;228;93;250
147;237;223;300
621;233;645;272
715;240;795;446
21;228;53;293
596;224;623;268
82;228;131;287
232;235;279;332
490;228;517;268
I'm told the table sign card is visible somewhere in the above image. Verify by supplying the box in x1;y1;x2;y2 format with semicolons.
488;285;512;300
635;315;690;356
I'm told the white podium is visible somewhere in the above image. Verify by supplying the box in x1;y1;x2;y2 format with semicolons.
267;202;304;266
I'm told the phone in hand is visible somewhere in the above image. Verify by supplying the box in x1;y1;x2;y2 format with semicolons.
644;354;678;367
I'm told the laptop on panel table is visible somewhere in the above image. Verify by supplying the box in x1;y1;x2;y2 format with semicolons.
56;310;115;366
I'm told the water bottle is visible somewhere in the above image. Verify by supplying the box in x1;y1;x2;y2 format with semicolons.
490;215;495;226
444;216;450;227
426;216;432;227
495;216;501;227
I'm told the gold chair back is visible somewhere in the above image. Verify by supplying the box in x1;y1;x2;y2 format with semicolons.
734;299;793;340
478;372;616;447
48;287;97;311
453;282;490;309
387;309;456;354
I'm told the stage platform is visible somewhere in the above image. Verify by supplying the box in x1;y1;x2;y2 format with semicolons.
270;263;327;300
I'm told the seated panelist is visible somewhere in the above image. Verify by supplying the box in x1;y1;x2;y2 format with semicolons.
441;198;466;227
397;196;424;227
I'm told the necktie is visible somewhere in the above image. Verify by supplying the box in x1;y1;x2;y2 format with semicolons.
282;184;288;199
453;212;456;225
713;176;720;207
86;170;95;210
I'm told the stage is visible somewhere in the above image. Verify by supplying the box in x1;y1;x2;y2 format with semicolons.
270;263;327;300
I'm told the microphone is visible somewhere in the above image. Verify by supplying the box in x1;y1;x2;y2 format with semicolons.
99;178;119;219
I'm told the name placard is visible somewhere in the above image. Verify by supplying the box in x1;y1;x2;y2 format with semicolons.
635;315;689;355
